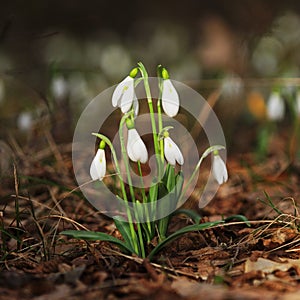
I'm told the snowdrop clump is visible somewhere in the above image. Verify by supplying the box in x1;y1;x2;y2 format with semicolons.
75;62;229;258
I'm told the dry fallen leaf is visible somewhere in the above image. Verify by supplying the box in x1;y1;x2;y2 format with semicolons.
245;257;300;274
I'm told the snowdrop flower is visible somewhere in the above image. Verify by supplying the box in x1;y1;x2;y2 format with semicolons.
90;141;106;181
212;152;228;185
266;91;285;121
127;128;148;163
296;90;300;116
51;76;69;101
164;134;184;166
161;68;179;117
112;68;138;114
17;111;33;131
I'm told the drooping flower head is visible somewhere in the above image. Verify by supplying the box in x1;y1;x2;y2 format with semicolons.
90;140;106;181
266;90;285;121
112;67;139;114
163;131;184;166
161;67;179;117
296;89;300;116
212;150;228;185
126;119;148;163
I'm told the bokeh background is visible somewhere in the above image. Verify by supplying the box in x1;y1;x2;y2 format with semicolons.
1;0;300;157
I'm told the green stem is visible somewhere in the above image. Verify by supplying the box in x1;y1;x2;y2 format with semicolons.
92;132;139;255
137;161;152;241
177;145;225;206
119;114;146;258
137;161;147;202
138;62;162;178
157;77;165;164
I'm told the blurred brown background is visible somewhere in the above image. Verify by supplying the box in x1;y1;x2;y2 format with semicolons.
0;0;300;149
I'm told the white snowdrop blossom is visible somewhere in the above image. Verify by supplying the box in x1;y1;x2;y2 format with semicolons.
162;79;179;117
17;111;33;131
127;128;148;163
266;91;285;121
51;76;69;100
112;76;136;113
90;148;106;181
212;154;228;185
296;91;300;116
164;136;184;166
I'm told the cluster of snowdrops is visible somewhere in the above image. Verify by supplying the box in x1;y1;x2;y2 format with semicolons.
62;63;230;259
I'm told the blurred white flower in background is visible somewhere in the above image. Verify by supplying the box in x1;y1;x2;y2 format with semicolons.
296;90;300;116
51;76;69;101
100;44;132;80
221;73;244;98
266;91;285;121
17;111;33;131
252;37;282;76
273;12;300;47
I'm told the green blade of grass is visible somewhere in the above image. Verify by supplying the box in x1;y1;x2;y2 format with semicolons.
60;230;134;254
224;214;251;227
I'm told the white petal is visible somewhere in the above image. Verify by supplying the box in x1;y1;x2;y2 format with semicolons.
212;155;228;185
267;93;285;121
127;129;148;163
120;83;134;113
112;77;127;107
133;95;139;117
296;92;300;115
90;149;106;181
164;137;184;166
162;79;179;117
112;76;134;113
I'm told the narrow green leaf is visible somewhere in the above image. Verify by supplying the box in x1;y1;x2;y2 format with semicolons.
174;171;184;202
158;182;168;199
161;164;171;186
0;228;22;243
166;165;175;192
171;209;202;224
148;221;223;260
224;215;251;227
113;216;138;253
60;230;134;254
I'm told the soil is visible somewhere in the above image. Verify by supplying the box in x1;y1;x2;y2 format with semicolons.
1;130;300;300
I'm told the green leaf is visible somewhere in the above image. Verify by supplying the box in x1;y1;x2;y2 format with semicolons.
0;228;22;243
224;214;251;227
113;216;139;253
161;164;171;186
60;230;134;254
171;209;202;224
147;221;223;260
174;171;184;199
157;170;184;241
166;165;175;192
158;181;168;199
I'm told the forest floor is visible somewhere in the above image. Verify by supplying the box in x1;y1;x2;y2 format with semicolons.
1;130;300;300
